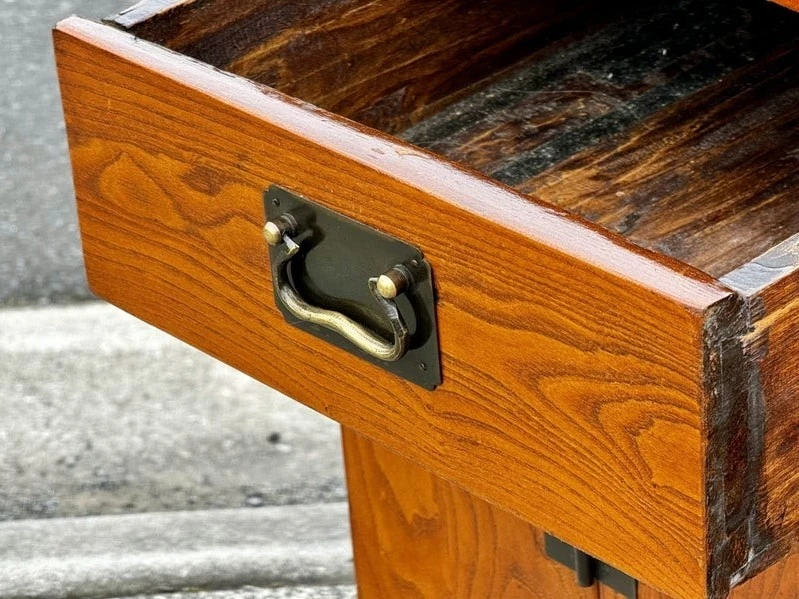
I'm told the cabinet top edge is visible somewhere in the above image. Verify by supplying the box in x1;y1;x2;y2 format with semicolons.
108;0;194;29
721;233;799;298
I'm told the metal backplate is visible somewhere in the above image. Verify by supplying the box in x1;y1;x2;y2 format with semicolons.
264;185;441;390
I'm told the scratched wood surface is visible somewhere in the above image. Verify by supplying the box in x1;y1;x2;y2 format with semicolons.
522;43;799;280
54;17;739;599
109;0;615;134
346;428;799;599
403;0;799;279
719;236;799;584
111;0;194;27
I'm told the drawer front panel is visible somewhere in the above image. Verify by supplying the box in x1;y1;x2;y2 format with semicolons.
55;18;733;599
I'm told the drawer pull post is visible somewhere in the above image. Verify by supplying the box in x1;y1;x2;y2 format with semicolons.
266;221;411;363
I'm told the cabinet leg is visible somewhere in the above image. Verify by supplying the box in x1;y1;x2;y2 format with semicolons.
341;426;598;599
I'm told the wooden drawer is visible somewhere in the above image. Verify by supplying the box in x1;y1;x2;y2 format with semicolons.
53;1;799;598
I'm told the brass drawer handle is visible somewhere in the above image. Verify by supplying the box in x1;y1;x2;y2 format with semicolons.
265;215;411;362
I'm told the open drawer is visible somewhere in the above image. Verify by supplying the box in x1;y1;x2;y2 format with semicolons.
53;1;799;597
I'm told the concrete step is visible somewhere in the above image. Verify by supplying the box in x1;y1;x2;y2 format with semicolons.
116;587;356;599
0;303;345;520
0;504;354;599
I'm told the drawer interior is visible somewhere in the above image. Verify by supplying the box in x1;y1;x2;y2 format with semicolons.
114;0;799;278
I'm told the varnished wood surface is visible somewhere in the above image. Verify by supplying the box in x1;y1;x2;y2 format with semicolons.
346;428;799;599
343;427;598;599
55;17;736;599
404;0;799;279
110;0;616;134
602;551;799;598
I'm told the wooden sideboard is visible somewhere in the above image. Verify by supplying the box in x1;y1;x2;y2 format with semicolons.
55;1;799;597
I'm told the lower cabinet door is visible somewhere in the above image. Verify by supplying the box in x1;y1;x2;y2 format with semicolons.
343;428;799;599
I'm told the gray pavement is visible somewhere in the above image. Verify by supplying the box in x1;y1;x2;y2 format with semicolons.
119;588;356;599
120;585;357;599
0;505;354;598
0;303;347;520
1;0;129;305
0;303;355;598
2;3;360;595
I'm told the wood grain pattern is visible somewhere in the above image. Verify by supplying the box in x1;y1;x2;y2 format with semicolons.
404;0;792;174
109;0;614;134
404;0;799;278
521;42;799;280
54;17;736;599
720;237;799;584
346;428;799;599
343;427;599;599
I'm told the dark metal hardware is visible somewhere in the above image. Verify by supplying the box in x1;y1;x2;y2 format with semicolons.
544;534;638;598
270;236;411;363
263;185;441;389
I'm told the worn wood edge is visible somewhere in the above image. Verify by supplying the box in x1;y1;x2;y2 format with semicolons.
108;0;196;29
704;283;799;595
709;234;799;592
598;277;787;598
702;293;764;599
52;15;730;313
721;233;799;298
719;234;799;589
